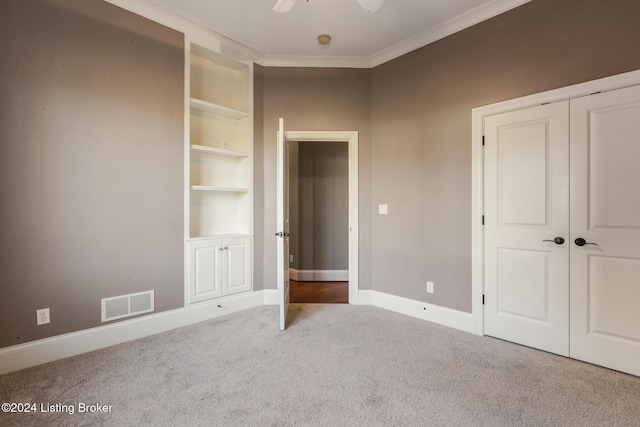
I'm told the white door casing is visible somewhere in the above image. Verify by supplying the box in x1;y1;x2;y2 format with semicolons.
276;118;290;330
284;131;359;304
569;85;640;377
483;102;570;356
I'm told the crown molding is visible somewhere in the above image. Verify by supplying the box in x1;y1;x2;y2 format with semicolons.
102;0;262;62
104;0;531;68
258;0;532;69
370;0;532;67
257;54;372;69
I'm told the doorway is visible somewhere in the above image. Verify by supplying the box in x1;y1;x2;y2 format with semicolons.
283;130;359;304
289;140;349;303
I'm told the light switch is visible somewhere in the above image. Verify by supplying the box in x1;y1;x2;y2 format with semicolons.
379;204;388;215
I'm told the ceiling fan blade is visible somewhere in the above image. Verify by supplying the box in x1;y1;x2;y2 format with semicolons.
355;0;383;13
273;0;298;13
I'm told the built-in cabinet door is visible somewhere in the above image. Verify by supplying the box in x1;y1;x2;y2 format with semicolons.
188;239;223;303
484;101;570;356
569;85;640;377
187;237;252;304
224;237;251;295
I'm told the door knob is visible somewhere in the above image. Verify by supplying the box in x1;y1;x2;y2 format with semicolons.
543;237;565;245
574;238;598;247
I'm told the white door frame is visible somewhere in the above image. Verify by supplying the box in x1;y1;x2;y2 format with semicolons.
285;130;359;305
471;69;640;336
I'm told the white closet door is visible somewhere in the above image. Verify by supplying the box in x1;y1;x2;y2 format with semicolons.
484;102;570;356
569;85;640;376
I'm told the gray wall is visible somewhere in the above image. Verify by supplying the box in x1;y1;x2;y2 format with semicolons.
255;0;640;311
371;0;640;312
4;0;640;350
255;67;372;290
0;0;184;348
293;142;349;272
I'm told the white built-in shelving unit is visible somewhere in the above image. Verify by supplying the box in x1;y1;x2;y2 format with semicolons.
185;38;253;305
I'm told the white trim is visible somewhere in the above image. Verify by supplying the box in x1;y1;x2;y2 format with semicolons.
368;291;475;334
103;0;261;62
357;290;373;305
183;40;192;306
258;55;371;69
263;289;278;305
370;0;532;67
1;285;486;374
0;291;265;375
471;69;640;338
284;131;360;305
289;269;349;281
259;0;532;68
107;0;529;68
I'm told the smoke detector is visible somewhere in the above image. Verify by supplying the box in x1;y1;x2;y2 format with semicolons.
317;34;331;46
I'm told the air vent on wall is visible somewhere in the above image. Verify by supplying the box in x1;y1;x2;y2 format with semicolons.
101;290;154;322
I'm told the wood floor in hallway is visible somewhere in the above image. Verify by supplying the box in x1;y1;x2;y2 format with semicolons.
289;280;348;303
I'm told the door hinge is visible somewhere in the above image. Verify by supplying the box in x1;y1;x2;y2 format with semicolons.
482;215;485;225
482;294;485;305
482;135;485;146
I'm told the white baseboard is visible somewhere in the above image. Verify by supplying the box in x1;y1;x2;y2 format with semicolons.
262;289;278;305
366;290;475;334
1;289;474;375
0;291;265;375
289;269;349;281
265;288;472;334
357;290;373;305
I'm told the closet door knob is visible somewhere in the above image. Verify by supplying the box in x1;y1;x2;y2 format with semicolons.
543;237;565;245
575;238;598;247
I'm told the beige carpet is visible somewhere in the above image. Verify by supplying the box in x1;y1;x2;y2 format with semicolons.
1;304;639;426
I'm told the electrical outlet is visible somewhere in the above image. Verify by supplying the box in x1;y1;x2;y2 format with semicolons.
37;308;50;325
290;254;293;263
427;281;434;294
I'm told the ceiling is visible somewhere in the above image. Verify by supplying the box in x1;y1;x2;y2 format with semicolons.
143;0;531;67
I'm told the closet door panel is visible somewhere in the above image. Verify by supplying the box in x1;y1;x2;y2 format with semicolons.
570;85;640;377
484;101;570;356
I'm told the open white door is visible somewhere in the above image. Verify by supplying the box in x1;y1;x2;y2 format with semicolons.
276;118;290;330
